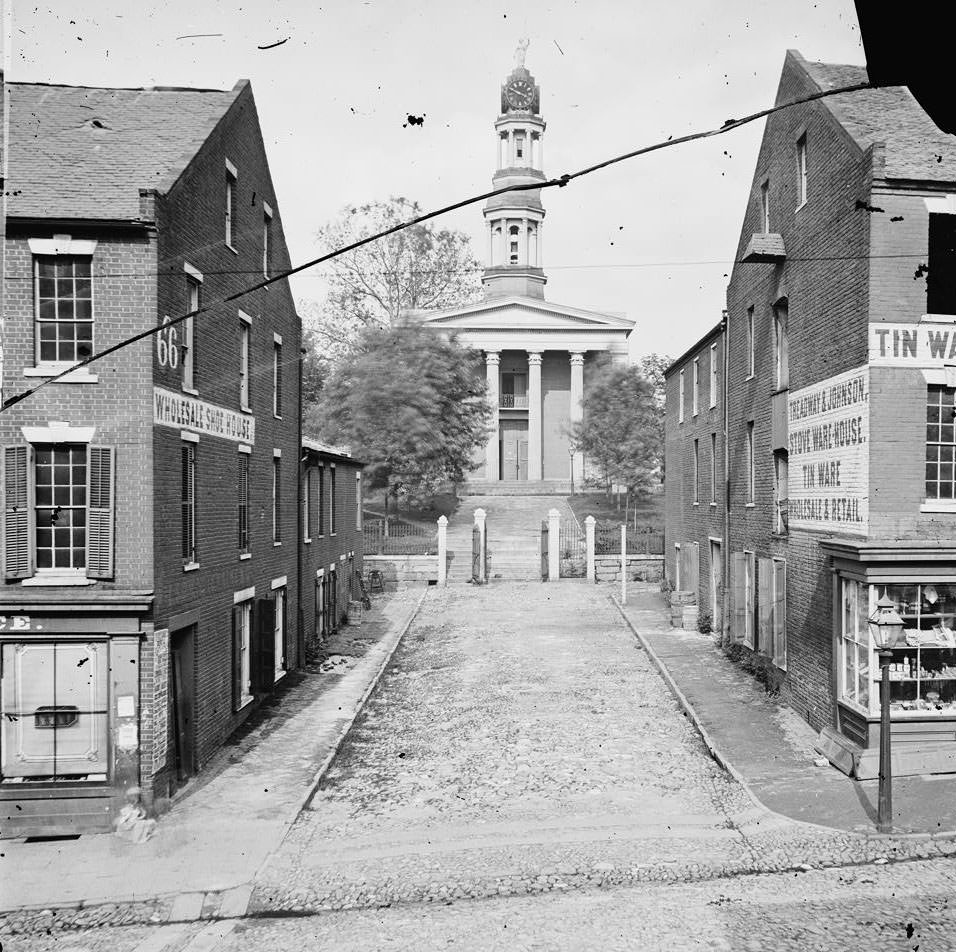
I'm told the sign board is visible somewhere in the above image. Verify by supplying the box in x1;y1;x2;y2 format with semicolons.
153;388;255;444
788;366;869;535
869;321;956;366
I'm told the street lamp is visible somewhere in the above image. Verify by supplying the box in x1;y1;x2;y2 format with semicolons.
868;589;905;833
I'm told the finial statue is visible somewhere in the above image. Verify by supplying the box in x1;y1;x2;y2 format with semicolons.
514;37;530;69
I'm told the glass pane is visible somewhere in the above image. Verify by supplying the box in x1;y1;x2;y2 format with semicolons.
843;638;855;701
74;259;91;278
75;278;92;298
38;300;56;321
74;299;92;320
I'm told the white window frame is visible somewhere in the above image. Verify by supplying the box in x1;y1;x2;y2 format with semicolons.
743;550;755;649
263;202;273;279
181;431;199;570
238;444;251;560
273;449;282;545
746;307;755;379
693;438;699;505
709;342;718;408
796;134;808;209
711;432;717;505
330;463;337;535
225;159;238;252
273;333;283;419
239;311;252;412
356;471;363;531
183;263;202;395
271;578;286;682
746;421;755;506
692;357;699;416
770;557;787;670
760;179;770;233
236;596;254;708
678;369;685;424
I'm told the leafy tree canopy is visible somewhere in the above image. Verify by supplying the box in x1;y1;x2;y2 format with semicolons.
571;359;663;499
304;197;483;361
310;324;491;504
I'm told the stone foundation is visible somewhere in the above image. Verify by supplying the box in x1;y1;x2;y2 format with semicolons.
364;554;437;587
594;555;663;583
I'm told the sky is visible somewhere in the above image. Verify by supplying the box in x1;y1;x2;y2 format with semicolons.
6;0;864;363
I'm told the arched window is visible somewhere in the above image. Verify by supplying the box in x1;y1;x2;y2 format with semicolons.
509;225;519;264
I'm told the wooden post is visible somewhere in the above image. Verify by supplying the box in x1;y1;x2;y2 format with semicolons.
620;523;627;605
585;515;596;582
437;515;448;586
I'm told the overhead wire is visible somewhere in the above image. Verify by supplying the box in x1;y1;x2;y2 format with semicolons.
1;79;874;412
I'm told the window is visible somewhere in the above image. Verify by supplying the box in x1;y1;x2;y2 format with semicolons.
926;385;956;500
693;439;700;505
330;466;337;534
183;276;199;392
0;641;109;780
760;179;770;233
709;343;718;408
711;432;718;504
746;421;755;504
273;337;283;418
272;453;281;544
35;255;93;366
678;369;685;423
263;203;273;278
225;163;237;248
304;468;313;541
233;597;253;710
273;586;286;682
731;551;755;648
796;135;807;208
515;133;525;160
774;302;789;391
928;213;956;316
239;316;251;410
773;450;789;534
3;443;114;582
746;307;755;378
356;472;363;531
509;224;519;264
318;466;326;535
182;442;196;566
692;358;699;416
238;451;250;556
758;557;787;667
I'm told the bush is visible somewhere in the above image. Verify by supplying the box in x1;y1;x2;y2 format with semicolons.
697;611;713;634
724;643;785;696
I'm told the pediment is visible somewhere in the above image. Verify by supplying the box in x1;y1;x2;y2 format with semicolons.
409;296;633;333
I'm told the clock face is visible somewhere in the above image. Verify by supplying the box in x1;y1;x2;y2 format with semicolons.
506;79;534;110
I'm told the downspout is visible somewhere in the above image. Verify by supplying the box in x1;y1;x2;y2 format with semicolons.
297;344;305;670
721;309;731;648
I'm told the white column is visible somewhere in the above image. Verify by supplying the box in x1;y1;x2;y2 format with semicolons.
509;130;515;166
522;217;530;266
585;515;596;582
527;351;543;481
570;352;585;485
539;134;544;171
474;508;487;584
529;225;538;268
486;221;493;266
537;221;544;267
548;508;561;582
485;352;500;481
437;515;448;586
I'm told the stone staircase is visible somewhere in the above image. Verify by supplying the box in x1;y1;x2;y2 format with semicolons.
444;495;578;582
459;479;576;496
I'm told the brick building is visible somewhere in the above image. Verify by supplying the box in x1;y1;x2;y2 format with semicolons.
666;50;956;778
0;80;316;835
300;440;365;654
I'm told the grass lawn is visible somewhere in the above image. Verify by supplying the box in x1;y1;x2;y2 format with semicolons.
362;489;462;528
566;489;665;530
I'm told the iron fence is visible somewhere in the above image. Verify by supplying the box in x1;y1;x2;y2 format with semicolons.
558;521;586;577
594;524;664;556
363;517;437;555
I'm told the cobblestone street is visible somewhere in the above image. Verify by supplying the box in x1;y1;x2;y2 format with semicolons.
9;582;956;951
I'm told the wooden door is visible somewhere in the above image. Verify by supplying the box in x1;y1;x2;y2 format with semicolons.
171;626;196;786
501;438;518;480
517;440;528;481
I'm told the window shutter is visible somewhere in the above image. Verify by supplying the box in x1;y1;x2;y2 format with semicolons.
86;445;115;579
731;552;747;644
758;557;773;656
253;596;276;694
3;446;33;580
773;560;788;670
232;606;243;711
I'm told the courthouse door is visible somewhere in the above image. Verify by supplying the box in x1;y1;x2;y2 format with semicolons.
517;440;528;480
499;420;529;481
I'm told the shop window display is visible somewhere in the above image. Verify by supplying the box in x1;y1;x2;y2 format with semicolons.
840;579;956;717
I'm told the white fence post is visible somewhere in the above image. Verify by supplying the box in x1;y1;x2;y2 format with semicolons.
437;515;448;586
548;508;561;582
585;515;596;583
474;508;487;584
620;523;627;605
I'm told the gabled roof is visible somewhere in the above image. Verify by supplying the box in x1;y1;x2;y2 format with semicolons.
5;81;244;221
792;51;956;182
408;294;634;333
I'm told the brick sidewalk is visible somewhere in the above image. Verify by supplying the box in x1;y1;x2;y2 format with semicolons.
615;584;956;837
0;588;426;925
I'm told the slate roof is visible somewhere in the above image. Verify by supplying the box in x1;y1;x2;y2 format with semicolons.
6;81;243;221
795;52;956;182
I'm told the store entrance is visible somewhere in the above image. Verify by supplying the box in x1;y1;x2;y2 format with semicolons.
170;626;196;788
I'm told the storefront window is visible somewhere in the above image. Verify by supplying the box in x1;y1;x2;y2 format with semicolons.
0;641;109;780
839;580;956;717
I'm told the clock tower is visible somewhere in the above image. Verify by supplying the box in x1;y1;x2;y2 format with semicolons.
482;40;547;300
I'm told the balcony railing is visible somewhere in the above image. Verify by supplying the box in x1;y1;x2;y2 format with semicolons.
500;394;529;409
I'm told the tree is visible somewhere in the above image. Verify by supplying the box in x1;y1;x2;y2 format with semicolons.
571;360;663;508
635;352;671;483
311;324;491;508
306;197;483;360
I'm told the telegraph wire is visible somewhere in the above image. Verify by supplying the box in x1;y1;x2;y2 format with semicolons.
1;80;874;412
